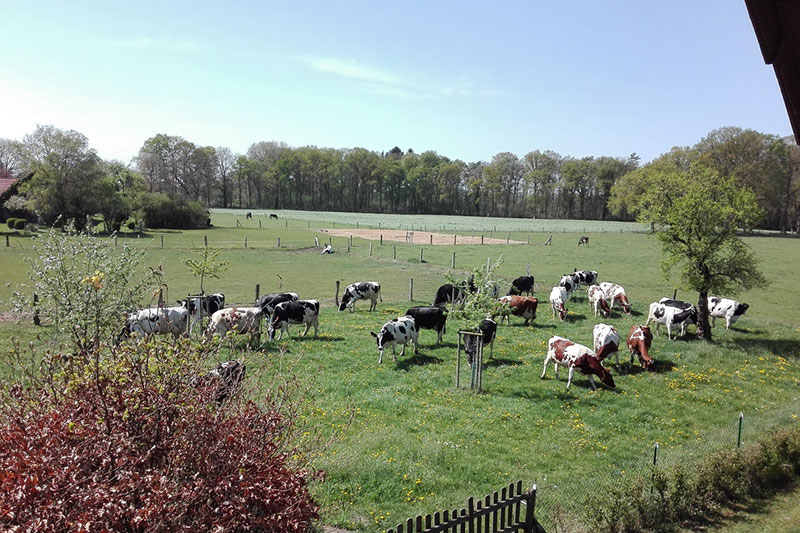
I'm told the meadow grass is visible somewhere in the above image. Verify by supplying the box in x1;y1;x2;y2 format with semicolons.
0;210;798;531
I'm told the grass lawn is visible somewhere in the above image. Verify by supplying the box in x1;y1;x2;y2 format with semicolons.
1;209;798;531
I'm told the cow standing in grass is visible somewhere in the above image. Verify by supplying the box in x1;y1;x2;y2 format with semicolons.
508;275;534;296
541;335;615;390
498;295;538;325
371;316;418;363
255;292;299;318
593;323;621;371
587;285;611;318
339;282;381;312
627;324;654;370
120;305;190;341
405;306;447;346
707;297;749;329
550;286;568;321
599;282;631;315
268;300;320;340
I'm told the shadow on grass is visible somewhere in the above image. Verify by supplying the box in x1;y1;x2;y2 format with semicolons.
618;359;676;374
483;357;523;367
394;352;443;370
729;337;800;358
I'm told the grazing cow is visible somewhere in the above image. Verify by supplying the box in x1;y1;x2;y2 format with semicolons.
558;274;578;298
268;299;320;340
708;297;749;329
339;281;381;312
549;286;568;321
578;236;589;246
587;285;611;318
405;306;447;346
540;335;615;390
498;295;539;325
433;283;466;308
121;305;190;340
255;292;299;318
599;282;631;315
573;270;598;287
371;316;418;363
206;307;263;341
593;323;621;370
246;212;252;219
179;292;226;323
646;301;697;340
321;244;334;254
508;275;535;296
269;213;278;219
464;318;497;366
627;324;654;370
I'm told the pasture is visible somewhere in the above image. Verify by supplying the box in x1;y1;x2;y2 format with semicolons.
1;210;799;531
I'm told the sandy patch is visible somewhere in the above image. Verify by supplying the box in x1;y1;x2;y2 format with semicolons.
319;228;524;245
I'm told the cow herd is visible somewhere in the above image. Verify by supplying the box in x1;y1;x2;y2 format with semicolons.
116;264;749;393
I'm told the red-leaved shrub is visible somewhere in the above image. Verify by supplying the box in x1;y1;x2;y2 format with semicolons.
0;340;319;532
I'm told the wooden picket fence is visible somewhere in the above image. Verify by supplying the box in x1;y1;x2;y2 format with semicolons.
387;481;544;533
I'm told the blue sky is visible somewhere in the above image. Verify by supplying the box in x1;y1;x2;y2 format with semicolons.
0;1;792;165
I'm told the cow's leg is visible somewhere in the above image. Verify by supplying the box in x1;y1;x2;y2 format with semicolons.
312;319;319;337
302;323;311;336
615;351;621;372
725;316;731;330
395;344;401;361
587;374;598;391
711;316;717;328
378;349;384;364
566;365;574;388
436;328;442;347
540;354;553;379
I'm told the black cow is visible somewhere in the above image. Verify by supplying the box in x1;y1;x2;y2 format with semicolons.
269;213;278;219
405;306;447;346
464;318;497;366
255;292;299;317
508;275;535;296
339;281;381;312
659;298;694;311
246;212;252;219
268;299;320;340
433;283;466;308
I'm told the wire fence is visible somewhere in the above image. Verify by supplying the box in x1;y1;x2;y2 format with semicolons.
532;398;800;531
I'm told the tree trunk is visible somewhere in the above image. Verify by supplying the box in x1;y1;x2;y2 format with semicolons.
697;292;711;341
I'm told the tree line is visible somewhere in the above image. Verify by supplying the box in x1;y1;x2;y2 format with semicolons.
1;124;799;232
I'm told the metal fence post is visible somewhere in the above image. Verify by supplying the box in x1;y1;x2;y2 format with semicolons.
653;442;659;465
409;278;414;301
335;281;340;306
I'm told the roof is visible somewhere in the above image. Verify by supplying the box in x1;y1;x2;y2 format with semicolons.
745;0;800;143
0;178;18;196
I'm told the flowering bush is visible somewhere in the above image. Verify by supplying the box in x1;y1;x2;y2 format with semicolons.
0;338;319;531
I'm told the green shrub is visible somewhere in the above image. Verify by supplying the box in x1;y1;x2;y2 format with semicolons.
14;219;26;230
583;423;800;532
7;217;18;230
140;193;208;229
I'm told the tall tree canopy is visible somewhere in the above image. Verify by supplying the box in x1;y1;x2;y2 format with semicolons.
634;163;767;340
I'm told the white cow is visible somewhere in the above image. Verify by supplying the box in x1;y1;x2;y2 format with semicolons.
206;307;263;343
646;301;697;340
593;323;621;370
707;297;749;329
599;282;631;315
549;286;568;321
587;285;611;318
122;305;189;339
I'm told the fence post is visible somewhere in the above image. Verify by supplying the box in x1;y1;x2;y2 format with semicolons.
328;236;332;246
244;236;248;248
653;442;659;465
335;281;340;306
277;237;280;247
380;234;383;245
737;412;744;447
452;252;456;269
481;235;484;245
468;496;475;533
259;220;262;228
409;278;414;301
160;235;164;248
204;235;208;247
419;248;423;263
285;220;288;229
357;221;359;229
347;240;351;252
369;243;373;257
114;236;118;247
453;234;457;245
506;233;510;244
255;284;260;302
393;245;397;259
527;234;530;245
33;293;40;326
430;234;433;245
5;235;8;247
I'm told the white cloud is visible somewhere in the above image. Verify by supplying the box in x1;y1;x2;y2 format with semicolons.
299;56;403;86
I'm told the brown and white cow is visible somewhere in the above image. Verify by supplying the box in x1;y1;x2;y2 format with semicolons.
540;335;615;390
626;324;654;370
599;282;631;315
498;295;539;325
205;307;263;345
587;285;611;318
593;323;621;370
549;286;568;321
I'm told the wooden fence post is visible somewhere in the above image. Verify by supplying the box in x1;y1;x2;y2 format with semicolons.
393;245;397;259
453;234;457;245
255;284;260;302
5;235;9;247
335;281;340;306
160;235;164;247
259;219;262;228
380;234;383;245
481;235;484;245
277;237;280;247
506;233;510;244
285;220;288;228
452;252;456;269
204;235;208;247
409;278;413;301
244;236;248;248
369;243;373;256
33;293;40;326
419;248;423;263
430;234;433;245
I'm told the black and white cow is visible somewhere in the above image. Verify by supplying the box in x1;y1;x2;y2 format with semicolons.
120;305;190;341
255;292;299;318
405;306;447;346
707;297;749;329
178;292;225;324
268;299;320;340
577;236;589;246
208;359;246;404
573;270;598;287
646;300;698;340
558;274;579;299
339;282;381;312
433;283;466;308
549;286;568;321
508;275;535;296
464;318;497;366
371;316;419;363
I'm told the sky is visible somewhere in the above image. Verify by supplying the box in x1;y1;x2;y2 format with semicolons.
0;1;792;166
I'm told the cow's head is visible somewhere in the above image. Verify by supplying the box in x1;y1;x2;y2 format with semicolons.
735;302;750;316
338;292;352;312
178;299;197;316
599;298;611;318
556;302;567;321
618;295;632;315
583;356;615;388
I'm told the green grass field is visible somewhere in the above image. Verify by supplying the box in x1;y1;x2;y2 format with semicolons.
1;209;799;531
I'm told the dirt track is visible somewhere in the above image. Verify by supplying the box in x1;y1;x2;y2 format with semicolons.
320;228;524;245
